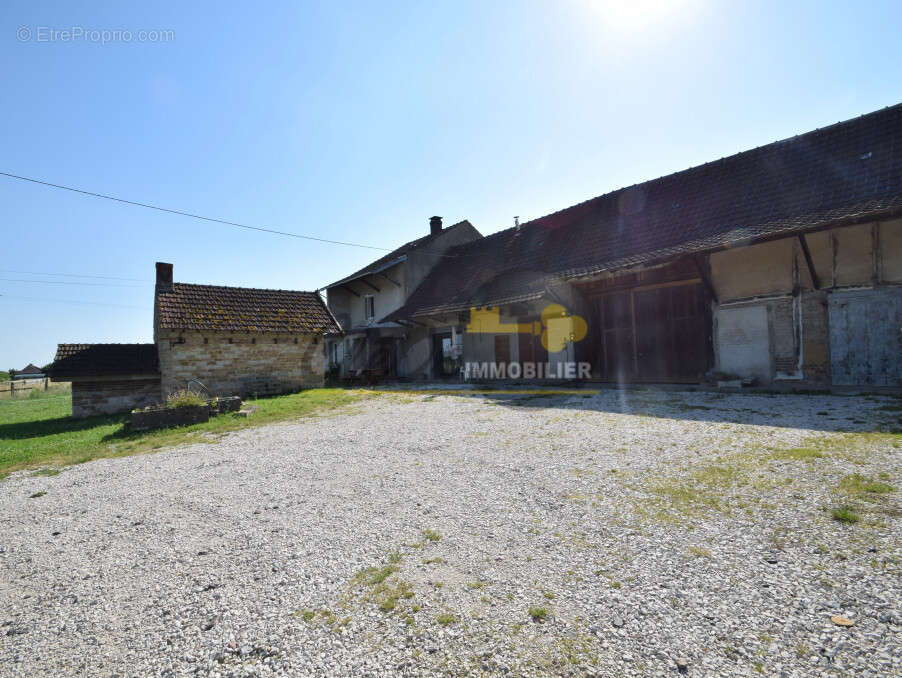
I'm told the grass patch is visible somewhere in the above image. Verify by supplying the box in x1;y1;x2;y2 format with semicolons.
0;387;371;476
770;447;823;461
436;613;456;626
30;468;62;477
688;545;711;558
28;490;46;498
838;473;894;498
528;606;549;621
166;389;206;408
422;528;442;542
422;557;444;565
831;506;860;524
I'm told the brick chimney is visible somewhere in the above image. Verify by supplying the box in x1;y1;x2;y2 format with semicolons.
155;262;173;291
429;216;442;236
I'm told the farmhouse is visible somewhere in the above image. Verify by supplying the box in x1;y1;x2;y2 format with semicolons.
385;103;902;387
50;263;338;417
324;217;481;379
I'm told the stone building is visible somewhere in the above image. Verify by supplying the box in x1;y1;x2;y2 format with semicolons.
153;262;338;397
47;344;161;417
385;102;902;388
51;263;338;417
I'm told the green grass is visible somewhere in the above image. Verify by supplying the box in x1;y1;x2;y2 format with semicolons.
436;613;456;626
838;473;894;498
0;387;371;476
0;371;9;382
528;606;549;621
831;506;860;524
422;528;442;542
770;447;824;461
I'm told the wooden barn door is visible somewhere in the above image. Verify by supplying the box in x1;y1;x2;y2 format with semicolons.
591;281;708;382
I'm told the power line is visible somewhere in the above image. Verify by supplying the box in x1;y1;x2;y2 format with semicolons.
1;171;392;252
0;295;150;310
0;269;146;282
0;278;148;288
0;171;469;259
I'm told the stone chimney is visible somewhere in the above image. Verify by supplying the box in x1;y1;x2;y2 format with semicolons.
155;262;173;291
429;216;442;236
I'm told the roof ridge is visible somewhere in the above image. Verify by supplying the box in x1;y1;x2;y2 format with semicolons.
517;101;902;232
169;281;320;295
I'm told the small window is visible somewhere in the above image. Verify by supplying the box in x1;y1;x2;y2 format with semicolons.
365;295;375;321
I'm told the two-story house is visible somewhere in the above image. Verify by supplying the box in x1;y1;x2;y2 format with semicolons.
325;216;481;379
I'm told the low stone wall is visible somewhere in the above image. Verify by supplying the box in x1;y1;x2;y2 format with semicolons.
130;396;242;431
131;404;209;431
71;377;162;418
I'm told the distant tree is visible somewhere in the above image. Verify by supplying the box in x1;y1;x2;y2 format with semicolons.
8;368;16;378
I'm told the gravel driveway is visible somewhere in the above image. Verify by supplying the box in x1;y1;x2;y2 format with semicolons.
1;389;900;677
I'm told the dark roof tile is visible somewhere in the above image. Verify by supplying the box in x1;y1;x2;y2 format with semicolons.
156;283;339;334
387;103;902;319
49;344;159;378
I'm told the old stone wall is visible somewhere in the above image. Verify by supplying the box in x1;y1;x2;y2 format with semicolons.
157;330;324;398
71;377;162;418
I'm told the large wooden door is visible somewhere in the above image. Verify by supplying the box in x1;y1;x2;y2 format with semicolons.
592;281;708;382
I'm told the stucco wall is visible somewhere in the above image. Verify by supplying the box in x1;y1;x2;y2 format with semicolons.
157;330;324;398
71;377;162;418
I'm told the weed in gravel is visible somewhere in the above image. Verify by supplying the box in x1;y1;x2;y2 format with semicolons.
770;447;824;461
30;468;62;477
467;581;485;589
422;557;444;565
436;613;456;625
831;506;860;524
28;491;46;498
422;528;442;542
528;606;549;621
688;545;711;558
838;473;894;499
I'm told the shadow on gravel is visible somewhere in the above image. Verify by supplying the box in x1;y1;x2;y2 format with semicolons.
405;387;902;434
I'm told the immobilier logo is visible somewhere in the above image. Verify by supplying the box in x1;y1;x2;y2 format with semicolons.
463;303;591;379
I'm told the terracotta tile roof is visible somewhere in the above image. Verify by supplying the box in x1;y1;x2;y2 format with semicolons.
386;103;902;320
326;220;475;289
156;283;339;333
49;344;160;378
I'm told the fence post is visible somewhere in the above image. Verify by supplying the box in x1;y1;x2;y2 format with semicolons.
9;381;14;398
45;377;49;391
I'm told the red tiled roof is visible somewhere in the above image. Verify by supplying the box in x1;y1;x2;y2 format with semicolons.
156;283;339;334
386;103;902;320
49;344;159;378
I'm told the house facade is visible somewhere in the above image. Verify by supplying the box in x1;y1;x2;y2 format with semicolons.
385;103;902;388
324;217;481;379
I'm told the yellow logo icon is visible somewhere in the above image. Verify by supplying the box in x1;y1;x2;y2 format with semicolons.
466;304;588;353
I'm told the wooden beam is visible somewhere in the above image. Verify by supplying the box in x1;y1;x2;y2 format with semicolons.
376;271;401;287
692;255;718;303
340;284;360;298
360;278;381;292
797;234;820;290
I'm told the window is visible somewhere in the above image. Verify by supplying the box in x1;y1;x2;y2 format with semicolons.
365;295;375;321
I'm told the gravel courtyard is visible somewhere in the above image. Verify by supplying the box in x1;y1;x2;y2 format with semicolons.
1;389;900;677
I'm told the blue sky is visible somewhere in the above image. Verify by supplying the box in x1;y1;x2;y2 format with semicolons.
1;0;900;369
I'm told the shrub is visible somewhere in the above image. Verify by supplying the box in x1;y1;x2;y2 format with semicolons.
166;389;207;408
